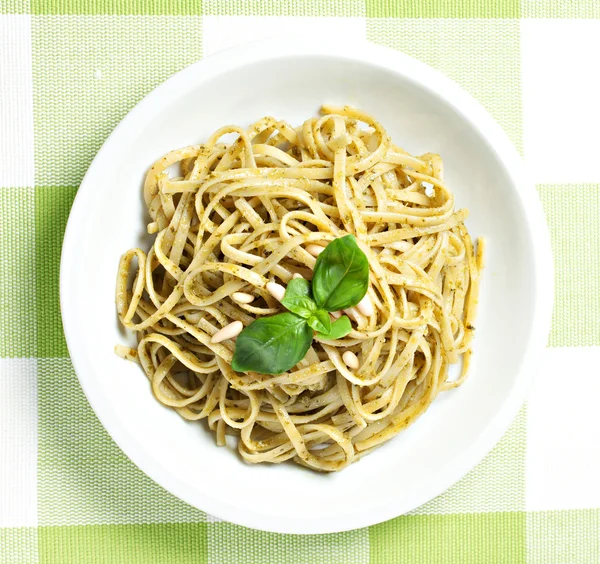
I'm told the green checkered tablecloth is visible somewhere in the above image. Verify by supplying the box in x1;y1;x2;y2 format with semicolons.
1;1;599;562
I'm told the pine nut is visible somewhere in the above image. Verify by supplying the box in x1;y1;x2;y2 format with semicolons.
344;307;360;321
356;294;374;317
330;310;342;320
211;321;243;344
292;273;303;280
305;244;325;257
232;292;255;304
342;351;359;370
266;282;285;302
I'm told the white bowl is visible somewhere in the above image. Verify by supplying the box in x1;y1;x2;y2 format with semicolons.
61;39;553;534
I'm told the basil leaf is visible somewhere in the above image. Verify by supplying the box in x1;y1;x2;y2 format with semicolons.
312;235;369;312
281;279;316;319
231;312;313;375
316;315;352;341
307;309;331;334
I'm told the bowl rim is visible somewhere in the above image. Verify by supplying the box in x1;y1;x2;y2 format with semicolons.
60;38;554;534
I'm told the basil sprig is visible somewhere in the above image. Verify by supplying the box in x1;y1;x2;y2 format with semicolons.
231;235;369;375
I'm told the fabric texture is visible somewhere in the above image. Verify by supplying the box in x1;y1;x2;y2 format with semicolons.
1;1;599;562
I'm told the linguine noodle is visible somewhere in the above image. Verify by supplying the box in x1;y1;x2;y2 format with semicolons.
115;106;484;472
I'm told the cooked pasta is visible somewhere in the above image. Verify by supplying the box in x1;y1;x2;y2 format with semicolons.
115;106;484;472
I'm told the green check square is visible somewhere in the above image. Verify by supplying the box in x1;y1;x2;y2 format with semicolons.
37;358;206;525
367;18;522;153
366;0;520;18
0;527;37;564
539;184;600;347
207;522;369;563
35;186;76;358
0;187;36;358
522;0;600;18
31;0;203;15
370;511;526;563
32;15;203;187
0;0;30;13
526;509;600;563
203;0;364;17
39;522;208;564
